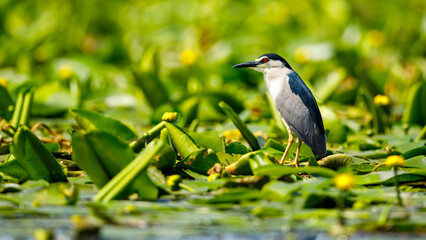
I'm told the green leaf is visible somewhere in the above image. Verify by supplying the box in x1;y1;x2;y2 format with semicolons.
317;154;353;170
262;139;285;152
150;139;176;171
10;127;67;182
320;106;347;143
219;101;260;150
189;132;223;152
404;156;426;169
133;70;170;109
192;188;261;204
225;151;277;175
176;149;220;175
316;67;347;102
165;122;198;159
72;131;159;200
182;169;208;180
403;81;426;126
261;180;302;201
226;142;250;154
181;179;226;193
0;84;14;121
71;132;111;188
70;109;137;141
401;146;426;160
93;140;163;202
0;158;28;180
216;152;241;167
355;170;426;185
255;165;337;178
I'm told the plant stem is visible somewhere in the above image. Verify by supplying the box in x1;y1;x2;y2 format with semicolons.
415;124;426;141
219;101;260;151
338;190;346;226
130;121;165;152
394;167;403;207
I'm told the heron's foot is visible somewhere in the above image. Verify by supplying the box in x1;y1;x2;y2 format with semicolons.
286;159;299;168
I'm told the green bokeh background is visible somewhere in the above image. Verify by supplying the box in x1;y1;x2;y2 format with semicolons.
0;0;425;136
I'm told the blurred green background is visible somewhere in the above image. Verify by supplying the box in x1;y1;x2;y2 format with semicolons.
0;0;425;143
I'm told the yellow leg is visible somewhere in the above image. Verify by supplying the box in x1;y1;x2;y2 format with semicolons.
280;118;293;164
291;139;302;168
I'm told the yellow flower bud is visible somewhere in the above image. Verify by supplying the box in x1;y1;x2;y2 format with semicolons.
124;204;137;214
0;77;8;86
384;155;405;167
179;49;198;66
34;228;53;240
161;112;178;122
333;172;355;191
167;174;182;191
294;47;309;63
208;173;220;182
366;30;386;47
222;129;243;141
373;94;390;106
58;64;73;80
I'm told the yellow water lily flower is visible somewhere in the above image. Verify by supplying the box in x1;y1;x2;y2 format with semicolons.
333;172;355;191
58;64;74;80
384;155;405;167
179;49;198;66
373;94;390;106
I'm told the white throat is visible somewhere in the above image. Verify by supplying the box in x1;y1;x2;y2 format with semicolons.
263;67;294;102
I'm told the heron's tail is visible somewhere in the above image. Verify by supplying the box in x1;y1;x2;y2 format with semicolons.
311;134;327;157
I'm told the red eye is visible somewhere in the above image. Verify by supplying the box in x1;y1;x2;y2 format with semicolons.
262;58;268;63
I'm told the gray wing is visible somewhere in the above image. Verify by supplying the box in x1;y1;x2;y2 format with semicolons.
274;72;326;157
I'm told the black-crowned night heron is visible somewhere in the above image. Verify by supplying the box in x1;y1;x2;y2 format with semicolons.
233;53;326;166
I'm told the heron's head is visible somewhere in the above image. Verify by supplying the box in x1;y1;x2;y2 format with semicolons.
232;53;293;73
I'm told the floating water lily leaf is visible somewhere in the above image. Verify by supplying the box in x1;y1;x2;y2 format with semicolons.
261;180;302;201
401;146;426;160
181;179;226;193
10;127;67;183
192;188;261;204
353;149;399;159
317;154;353;170
33;182;78;206
225;151;277;175
70;109;137;141
176;149;220;175
404;156;426;169
395;140;426;153
355;170;426;185
255;165;337;178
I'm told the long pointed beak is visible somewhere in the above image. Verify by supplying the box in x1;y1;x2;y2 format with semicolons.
232;61;259;68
